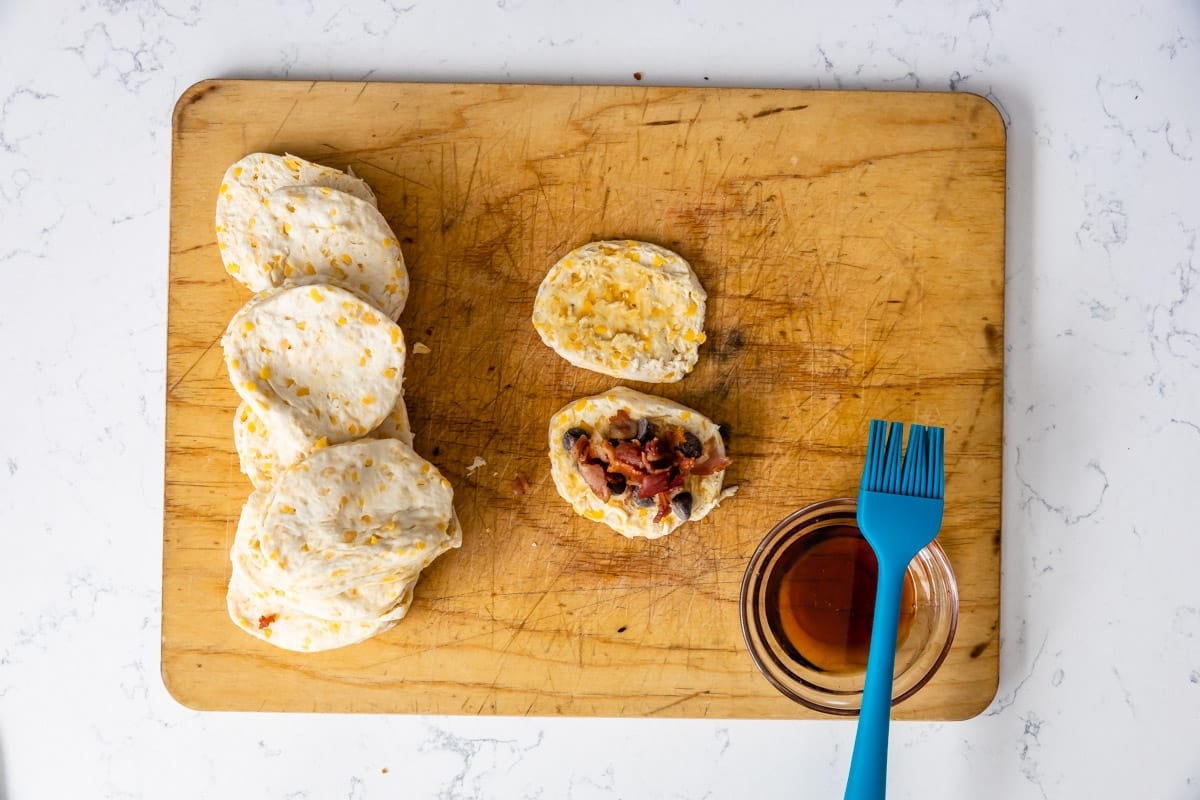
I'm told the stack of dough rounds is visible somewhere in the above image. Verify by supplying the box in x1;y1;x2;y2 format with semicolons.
215;153;409;318
223;283;407;488
531;240;707;382
215;153;457;652
226;439;461;652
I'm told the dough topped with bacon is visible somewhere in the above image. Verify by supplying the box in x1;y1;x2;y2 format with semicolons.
547;387;735;539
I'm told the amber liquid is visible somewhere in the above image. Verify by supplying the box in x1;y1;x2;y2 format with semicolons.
769;525;916;674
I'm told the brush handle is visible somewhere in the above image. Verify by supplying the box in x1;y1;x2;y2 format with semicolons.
843;558;907;800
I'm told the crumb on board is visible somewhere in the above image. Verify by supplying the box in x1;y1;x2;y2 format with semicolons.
466;456;487;476
512;472;530;496
413;342;432;355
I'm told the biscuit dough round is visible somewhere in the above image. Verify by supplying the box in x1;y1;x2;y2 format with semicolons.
230;490;421;626
547;386;735;539
227;560;406;652
234;390;413;490
532;241;707;382
255;185;410;319
222;283;406;463
215;153;378;293
246;438;461;595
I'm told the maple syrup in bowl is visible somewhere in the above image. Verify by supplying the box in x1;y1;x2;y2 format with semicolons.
740;498;958;714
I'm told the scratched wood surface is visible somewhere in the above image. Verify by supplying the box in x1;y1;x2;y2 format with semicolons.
163;80;1005;718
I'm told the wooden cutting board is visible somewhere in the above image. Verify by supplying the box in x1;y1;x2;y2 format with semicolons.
163;80;1004;718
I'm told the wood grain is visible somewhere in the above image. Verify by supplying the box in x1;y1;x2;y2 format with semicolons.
163;80;1005;718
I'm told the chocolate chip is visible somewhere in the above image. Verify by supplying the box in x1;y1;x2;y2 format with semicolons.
677;432;702;459
671;491;693;520
562;427;588;452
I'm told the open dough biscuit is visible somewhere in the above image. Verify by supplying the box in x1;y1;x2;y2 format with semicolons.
255;185;410;319
532;240;707;382
548;386;735;539
222;283;406;468
234;391;413;490
245;438;461;595
216;153;377;293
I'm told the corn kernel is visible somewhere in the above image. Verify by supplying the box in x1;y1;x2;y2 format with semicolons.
382;367;397;379
296;387;310;397
340;253;352;265
309;287;324;302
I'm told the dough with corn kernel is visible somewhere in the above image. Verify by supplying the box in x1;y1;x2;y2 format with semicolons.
222;283;406;469
548;386;735;540
216;153;378;293
254;185;410;319
227;558;410;652
234;391;413;490
226;489;420;652
532;241;707;383
373;391;414;447
230;490;421;623
245;438;462;596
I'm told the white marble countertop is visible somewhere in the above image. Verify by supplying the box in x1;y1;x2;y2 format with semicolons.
2;1;1197;797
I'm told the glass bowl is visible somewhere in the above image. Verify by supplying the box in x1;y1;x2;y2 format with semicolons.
739;498;958;715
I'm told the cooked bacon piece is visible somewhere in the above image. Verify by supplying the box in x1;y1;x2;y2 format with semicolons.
570;433;591;463
608;408;639;439
578;460;612;501
691;453;732;476
641;437;676;470
638;469;673;498
570;413;730;511
663;425;688;449
606;460;646;481
613;442;645;468
653;490;672;523
258;613;278;630
606;441;649;481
